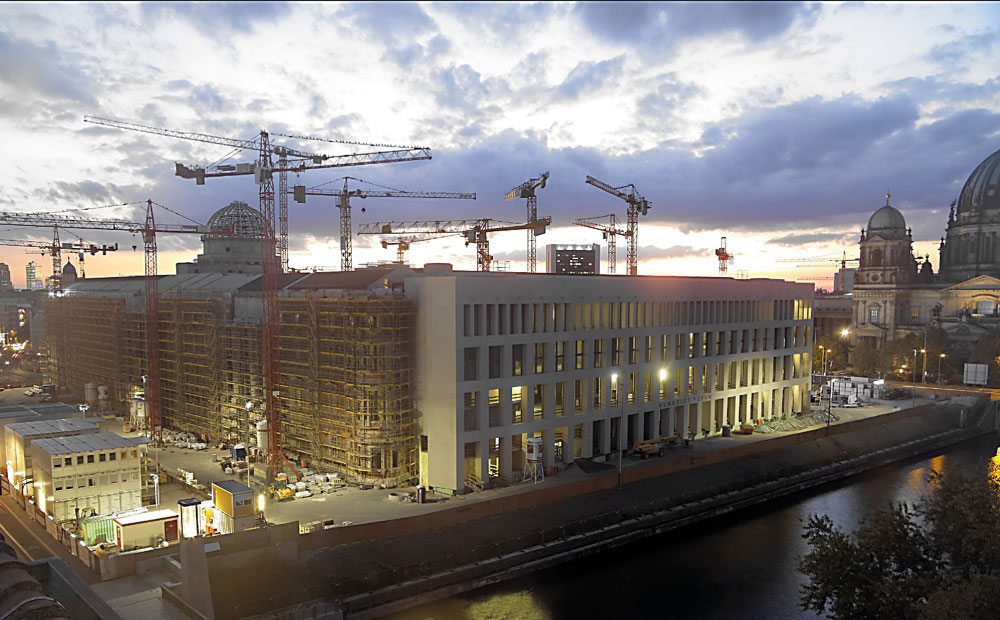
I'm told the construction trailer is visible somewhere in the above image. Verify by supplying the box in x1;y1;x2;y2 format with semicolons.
44;267;418;487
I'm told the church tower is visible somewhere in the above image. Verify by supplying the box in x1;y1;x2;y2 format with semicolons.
852;193;918;347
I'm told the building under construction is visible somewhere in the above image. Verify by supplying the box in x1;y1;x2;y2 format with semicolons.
44;203;418;487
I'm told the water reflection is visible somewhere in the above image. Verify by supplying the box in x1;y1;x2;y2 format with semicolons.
394;436;997;620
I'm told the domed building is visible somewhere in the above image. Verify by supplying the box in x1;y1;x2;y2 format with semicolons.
852;148;1000;352
176;201;273;275
61;260;78;287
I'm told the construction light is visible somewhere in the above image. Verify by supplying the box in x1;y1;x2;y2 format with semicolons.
659;368;667;382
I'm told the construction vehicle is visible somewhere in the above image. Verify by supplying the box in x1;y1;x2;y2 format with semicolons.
268;484;294;501
632;434;688;458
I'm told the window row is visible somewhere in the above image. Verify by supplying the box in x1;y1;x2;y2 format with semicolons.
463;326;811;381
53;472;131;491
461;354;808;430
462;298;812;337
52;449;138;468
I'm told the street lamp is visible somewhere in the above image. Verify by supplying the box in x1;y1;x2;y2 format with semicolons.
911;349;918;407
818;345;827;376
920;349;927;384
611;371;624;489
840;328;850;338
937;353;946;386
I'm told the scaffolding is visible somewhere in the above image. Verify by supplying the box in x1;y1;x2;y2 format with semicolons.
46;288;417;487
276;295;416;487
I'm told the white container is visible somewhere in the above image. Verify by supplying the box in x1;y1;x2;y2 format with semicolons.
526;437;543;464
255;420;268;453
84;382;98;405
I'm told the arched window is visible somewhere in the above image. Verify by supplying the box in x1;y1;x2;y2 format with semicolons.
976;299;996;315
870;248;883;266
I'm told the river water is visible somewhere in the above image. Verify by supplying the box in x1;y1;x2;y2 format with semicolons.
391;434;999;620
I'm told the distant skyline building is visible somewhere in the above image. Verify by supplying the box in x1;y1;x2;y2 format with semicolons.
833;267;856;294
25;261;36;291
0;263;11;291
545;244;601;275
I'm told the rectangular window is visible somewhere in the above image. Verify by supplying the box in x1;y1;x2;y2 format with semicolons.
555;382;565;417
512;344;524;376
869;308;880;323
464;347;478;381
661;334;669;361
64;458;71;467
488;345;502;379
99;453;106;463
612;337;622;366
53;460;61;468
628;336;638;365
511;386;523;424
594;339;604;368
575;379;585;412
533;384;545;420
109;452;116;461
77;456;83;465
535;342;546;374
575;340;585;370
645;336;653;363
555;341;565;372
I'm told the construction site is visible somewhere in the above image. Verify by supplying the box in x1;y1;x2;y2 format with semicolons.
4;114;814;499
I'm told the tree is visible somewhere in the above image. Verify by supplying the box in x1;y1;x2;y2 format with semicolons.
799;461;1000;620
849;341;880;377
813;333;850;373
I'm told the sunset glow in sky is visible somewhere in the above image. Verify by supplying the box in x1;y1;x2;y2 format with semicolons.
0;2;997;287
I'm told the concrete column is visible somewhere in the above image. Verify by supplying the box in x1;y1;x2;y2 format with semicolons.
477;389;488;432
500;435;512;481
582;421;593;458
652;408;661;440
478;441;489;485
599;418;611;455
543;430;555;468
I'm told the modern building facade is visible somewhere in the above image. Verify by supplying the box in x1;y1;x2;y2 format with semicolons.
405;273;813;493
25;261;38;291
0;263;11;291
545;244;601;275
4;418;101;491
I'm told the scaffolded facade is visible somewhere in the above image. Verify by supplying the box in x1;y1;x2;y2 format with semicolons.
44;282;417;487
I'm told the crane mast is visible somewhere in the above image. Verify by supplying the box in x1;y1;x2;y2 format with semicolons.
584;175;650;276
574;214;629;274
292;177;475;271
504;172;549;272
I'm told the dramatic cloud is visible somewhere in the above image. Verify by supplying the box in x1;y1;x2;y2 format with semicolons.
768;232;854;247
0;2;998;282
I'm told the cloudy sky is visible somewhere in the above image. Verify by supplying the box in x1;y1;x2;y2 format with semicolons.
0;1;998;287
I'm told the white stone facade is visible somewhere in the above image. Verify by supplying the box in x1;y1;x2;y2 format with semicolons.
406;273;813;493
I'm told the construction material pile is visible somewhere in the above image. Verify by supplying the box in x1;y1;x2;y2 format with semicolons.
284;469;346;498
160;430;209;450
761;416;816;433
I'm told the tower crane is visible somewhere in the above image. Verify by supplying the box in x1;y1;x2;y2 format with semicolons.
584;175;650;276
0;203;229;442
379;234;461;263
504;172;549;273
85;115;432;479
11;228;118;288
574;214;629;274
359;218;551;272
776;251;859;268
291;177;475;271
715;237;735;275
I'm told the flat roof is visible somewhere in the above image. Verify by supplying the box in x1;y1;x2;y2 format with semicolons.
113;508;177;526
31;432;148;456
212;479;252;495
0;403;80;421
6;418;100;438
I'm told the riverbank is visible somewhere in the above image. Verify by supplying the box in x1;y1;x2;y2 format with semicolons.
186;399;996;619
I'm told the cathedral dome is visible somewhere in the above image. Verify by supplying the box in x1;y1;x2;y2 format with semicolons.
956;148;1000;214
867;195;906;231
62;260;77;277
207;201;265;238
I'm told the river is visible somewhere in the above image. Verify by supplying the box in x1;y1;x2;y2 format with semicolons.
390;434;999;620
